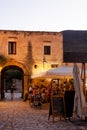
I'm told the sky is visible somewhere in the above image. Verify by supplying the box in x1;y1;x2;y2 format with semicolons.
0;0;87;32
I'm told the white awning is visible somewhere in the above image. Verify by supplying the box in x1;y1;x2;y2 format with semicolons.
31;66;74;79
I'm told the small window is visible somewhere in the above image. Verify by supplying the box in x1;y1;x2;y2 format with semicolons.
44;46;51;55
8;42;16;54
51;64;59;68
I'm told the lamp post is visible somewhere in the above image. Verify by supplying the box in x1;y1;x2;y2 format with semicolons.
43;55;47;68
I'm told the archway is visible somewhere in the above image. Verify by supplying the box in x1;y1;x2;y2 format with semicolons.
1;65;24;100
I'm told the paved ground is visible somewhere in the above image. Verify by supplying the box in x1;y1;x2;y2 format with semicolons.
0;93;87;130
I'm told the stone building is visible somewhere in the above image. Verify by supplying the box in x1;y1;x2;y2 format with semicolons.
0;30;63;100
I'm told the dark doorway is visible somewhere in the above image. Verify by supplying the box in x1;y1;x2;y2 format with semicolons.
1;65;24;100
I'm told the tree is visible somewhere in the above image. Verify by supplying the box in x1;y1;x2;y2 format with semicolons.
25;41;34;84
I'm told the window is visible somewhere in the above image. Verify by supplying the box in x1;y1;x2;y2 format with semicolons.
51;64;59;68
44;46;51;55
8;42;16;54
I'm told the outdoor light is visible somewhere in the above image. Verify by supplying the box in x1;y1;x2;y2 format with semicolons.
0;67;2;72
43;55;47;68
34;64;38;69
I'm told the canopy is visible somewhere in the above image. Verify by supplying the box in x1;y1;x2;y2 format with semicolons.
32;66;74;79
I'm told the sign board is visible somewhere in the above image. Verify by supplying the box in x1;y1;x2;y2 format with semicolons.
63;30;87;63
51;95;65;122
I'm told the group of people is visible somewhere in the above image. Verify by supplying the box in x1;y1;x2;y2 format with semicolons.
28;80;74;107
28;85;51;107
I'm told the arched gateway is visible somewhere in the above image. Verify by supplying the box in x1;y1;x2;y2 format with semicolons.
0;61;29;100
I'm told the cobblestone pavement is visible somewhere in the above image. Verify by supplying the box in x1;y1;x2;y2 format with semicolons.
0;93;87;130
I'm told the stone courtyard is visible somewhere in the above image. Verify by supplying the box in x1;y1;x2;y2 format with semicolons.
0;93;87;130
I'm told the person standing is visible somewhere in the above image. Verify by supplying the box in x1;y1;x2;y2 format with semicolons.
11;85;14;100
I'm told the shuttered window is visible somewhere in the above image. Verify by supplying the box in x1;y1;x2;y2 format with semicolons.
44;46;51;55
8;42;16;54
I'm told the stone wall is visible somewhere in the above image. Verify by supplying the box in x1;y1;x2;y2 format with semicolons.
0;30;63;98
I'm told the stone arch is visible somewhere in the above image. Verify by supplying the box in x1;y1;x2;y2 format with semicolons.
0;60;29;100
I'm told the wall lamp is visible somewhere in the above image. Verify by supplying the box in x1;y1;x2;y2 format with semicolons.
43;55;47;68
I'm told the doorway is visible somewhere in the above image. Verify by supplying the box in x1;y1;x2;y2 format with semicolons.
1;65;24;100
